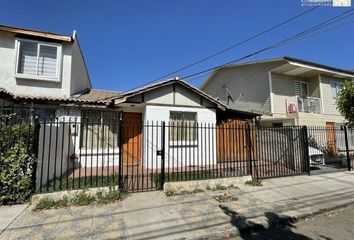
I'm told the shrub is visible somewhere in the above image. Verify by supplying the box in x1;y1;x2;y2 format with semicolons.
71;191;96;206
0;115;36;204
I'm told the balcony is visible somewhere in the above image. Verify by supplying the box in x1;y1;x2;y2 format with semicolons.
287;96;322;114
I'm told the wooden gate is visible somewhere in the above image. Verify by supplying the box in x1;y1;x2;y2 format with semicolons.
216;118;256;162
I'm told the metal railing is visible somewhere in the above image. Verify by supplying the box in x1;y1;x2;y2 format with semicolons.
35;118;352;192
287;96;322;114
307;125;353;174
297;96;321;113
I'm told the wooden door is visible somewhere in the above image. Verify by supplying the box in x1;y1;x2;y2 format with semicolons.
326;122;337;156
122;113;142;165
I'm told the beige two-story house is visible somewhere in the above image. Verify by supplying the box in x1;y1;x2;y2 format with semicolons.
200;57;354;127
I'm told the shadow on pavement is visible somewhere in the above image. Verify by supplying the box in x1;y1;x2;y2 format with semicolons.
219;205;311;240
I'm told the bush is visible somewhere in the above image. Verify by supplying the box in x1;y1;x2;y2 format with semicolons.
0;115;36;204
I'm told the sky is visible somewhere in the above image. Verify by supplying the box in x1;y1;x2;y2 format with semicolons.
0;0;353;92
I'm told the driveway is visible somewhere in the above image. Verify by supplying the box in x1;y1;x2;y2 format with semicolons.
1;171;354;240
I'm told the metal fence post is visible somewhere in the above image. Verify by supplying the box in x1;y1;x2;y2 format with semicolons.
343;125;352;171
302;126;311;175
118;120;124;190
160;121;166;189
31;117;40;193
245;124;252;176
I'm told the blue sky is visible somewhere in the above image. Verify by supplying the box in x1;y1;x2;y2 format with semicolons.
1;0;353;91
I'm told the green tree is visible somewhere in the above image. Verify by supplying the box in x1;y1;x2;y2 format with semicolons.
337;80;354;127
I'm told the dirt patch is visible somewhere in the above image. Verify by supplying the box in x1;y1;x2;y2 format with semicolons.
213;193;238;203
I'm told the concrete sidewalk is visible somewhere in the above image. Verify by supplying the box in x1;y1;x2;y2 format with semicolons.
1;171;354;240
0;204;28;235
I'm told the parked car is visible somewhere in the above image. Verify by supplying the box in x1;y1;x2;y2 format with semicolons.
308;147;325;166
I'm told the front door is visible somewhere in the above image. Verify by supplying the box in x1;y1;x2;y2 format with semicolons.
326;122;337;156
122;113;142;165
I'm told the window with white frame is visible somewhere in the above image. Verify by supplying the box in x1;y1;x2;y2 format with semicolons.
330;81;343;98
169;111;197;143
16;39;61;80
80;111;119;150
294;81;309;97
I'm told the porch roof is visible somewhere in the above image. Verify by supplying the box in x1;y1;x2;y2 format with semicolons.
273;56;354;79
0;88;111;106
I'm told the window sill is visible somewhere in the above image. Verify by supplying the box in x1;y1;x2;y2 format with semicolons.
15;74;60;83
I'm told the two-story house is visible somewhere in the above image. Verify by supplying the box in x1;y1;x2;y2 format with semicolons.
200;57;354;128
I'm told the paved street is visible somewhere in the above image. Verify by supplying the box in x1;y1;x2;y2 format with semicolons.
235;204;354;240
1;171;354;240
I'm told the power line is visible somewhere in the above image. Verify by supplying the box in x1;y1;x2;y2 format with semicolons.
187;18;354;84
127;7;319;91
181;8;354;81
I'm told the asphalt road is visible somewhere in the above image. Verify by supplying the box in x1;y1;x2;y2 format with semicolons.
234;205;354;240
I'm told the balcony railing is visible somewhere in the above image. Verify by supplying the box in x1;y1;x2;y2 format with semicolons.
287;96;322;114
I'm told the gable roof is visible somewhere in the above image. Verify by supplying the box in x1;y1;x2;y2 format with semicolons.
0;24;72;42
113;78;227;110
201;56;354;89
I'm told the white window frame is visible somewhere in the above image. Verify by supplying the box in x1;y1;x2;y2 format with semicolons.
295;81;309;97
330;80;343;99
169;111;198;147
15;38;62;82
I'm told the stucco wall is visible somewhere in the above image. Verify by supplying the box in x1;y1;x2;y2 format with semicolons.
144;105;217;168
70;34;91;95
0;31;91;99
36;108;82;189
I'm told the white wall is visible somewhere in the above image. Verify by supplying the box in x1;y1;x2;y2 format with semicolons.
36;108;83;189
0;31;91;99
144;105;217;169
70;34;91;95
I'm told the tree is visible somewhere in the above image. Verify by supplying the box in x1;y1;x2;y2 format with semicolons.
337;80;354;127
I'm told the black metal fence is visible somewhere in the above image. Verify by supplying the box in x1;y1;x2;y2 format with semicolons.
254;126;309;179
307;125;353;174
32;118;354;193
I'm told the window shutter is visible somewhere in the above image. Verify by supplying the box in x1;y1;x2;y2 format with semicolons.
294;82;301;95
18;41;38;75
38;45;58;77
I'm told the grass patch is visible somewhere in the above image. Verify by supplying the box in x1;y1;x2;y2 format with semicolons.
39;175;118;193
245;179;263;186
34;188;128;211
33;196;69;210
